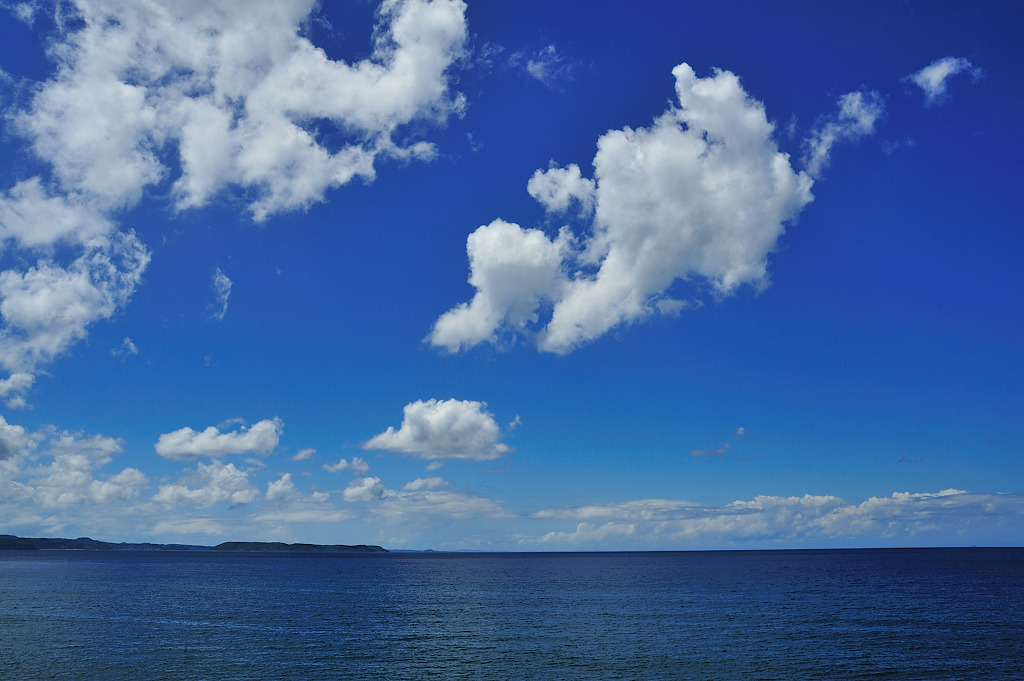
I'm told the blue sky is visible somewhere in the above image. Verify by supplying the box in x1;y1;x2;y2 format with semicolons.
0;0;1020;550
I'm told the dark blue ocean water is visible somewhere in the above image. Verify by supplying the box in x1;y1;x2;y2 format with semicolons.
1;548;1021;680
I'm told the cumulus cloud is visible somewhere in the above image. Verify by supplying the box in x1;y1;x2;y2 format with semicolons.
155;417;283;460
0;178;113;249
343;476;386;502
0;414;31;461
153;461;258;507
15;0;469;218
0;159;148;408
906;56;984;107
323;456;370;474
0;372;34;400
0;415;361;538
0;0;468;400
0;225;150;385
265;473;299;503
431;63;875;354
429;220;574;351
529;490;1024;547
538;521;636;545
208;268;232;321
0;427;148;510
527;162;595;215
363;398;511;460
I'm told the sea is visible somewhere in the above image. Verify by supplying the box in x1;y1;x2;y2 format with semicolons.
1;548;1021;680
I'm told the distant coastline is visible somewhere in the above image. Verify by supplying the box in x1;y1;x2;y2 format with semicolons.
0;534;387;553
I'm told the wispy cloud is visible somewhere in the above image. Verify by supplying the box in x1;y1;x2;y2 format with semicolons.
519;44;574;88
111;337;139;360
689;444;730;458
291;448;316;462
208;268;232;321
803;90;885;178
906;56;984;107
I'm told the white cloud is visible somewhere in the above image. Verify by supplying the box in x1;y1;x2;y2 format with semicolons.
0;227;150;382
374;489;510;520
906;56;984;107
689;444;730;457
150;516;228;537
0;372;33;399
522;44;573;88
0;181;145;406
428;220;573;351
533;498;701;522
111;337;139;360
9;2;39;25
153;461;259;507
0;414;31;461
528;490;1024;547
804;89;885;178
248;507;350;526
264;471;332;506
208;268;232;321
155;417;283;460
527;162;595;215
291;448;316;462
402;476;451;491
339;473;506;521
266;473;299;503
343;476;386;502
431;63;827;354
0;0;468;401
0;178;112;250
3;428;148;510
538;521;636;545
363;398;511;460
15;0;468;219
323;456;370;474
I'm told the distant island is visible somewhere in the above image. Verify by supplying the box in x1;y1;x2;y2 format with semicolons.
0;534;387;553
211;541;387;553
